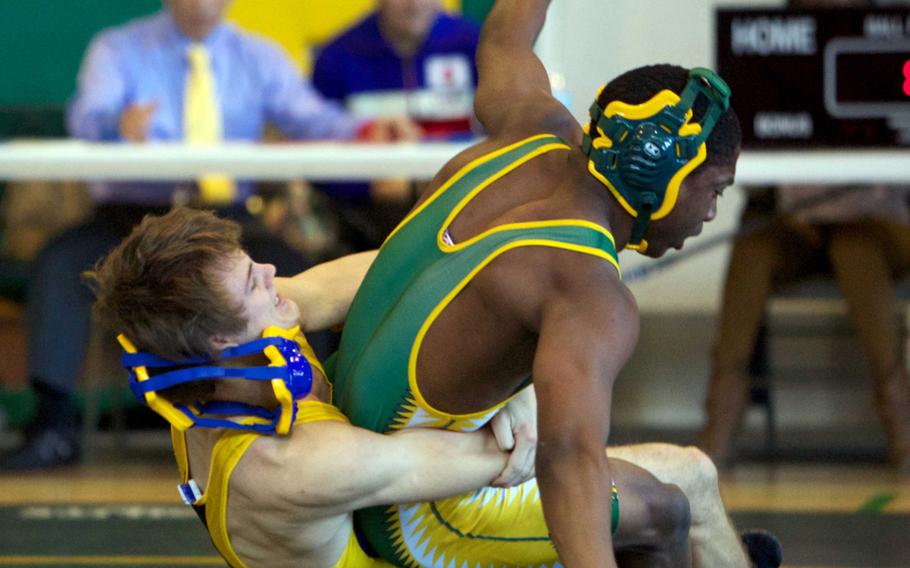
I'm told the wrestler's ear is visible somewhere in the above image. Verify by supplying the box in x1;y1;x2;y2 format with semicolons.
209;334;239;353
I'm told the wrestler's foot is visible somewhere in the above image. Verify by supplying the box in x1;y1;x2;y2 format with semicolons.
741;529;782;568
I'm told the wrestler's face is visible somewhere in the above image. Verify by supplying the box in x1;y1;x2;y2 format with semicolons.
167;0;232;40
215;250;301;344
642;156;737;258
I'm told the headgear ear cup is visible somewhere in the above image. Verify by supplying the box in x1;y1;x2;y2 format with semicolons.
120;325;313;435
619;123;676;189
581;67;731;253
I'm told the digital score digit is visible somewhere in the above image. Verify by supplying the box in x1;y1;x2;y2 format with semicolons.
824;39;910;117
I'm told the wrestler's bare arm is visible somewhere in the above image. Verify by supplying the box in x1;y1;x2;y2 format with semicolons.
530;256;639;567
242;421;507;518
474;0;576;141
275;250;378;331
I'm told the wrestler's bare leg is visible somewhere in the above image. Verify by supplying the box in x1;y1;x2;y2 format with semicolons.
610;443;749;568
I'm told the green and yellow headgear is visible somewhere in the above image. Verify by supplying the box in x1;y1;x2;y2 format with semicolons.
581;67;731;253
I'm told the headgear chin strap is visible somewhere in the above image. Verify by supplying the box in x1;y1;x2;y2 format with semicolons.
581;67;731;253
119;325;314;436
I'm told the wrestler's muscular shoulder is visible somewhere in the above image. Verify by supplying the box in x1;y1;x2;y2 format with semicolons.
418;220;636;417
419;240;636;414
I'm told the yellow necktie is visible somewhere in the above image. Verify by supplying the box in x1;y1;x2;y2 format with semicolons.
184;43;235;205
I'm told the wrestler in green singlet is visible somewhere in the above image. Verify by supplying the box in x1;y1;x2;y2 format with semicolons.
329;134;621;566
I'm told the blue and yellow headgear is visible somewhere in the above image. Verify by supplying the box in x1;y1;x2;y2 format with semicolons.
119;326;318;436
581;67;731;253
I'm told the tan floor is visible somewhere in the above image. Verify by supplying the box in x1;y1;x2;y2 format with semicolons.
1;433;909;567
720;463;910;514
2;455;907;513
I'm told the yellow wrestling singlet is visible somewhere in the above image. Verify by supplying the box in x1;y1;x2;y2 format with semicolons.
172;400;391;568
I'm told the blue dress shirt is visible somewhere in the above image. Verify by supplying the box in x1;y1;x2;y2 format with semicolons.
67;11;363;204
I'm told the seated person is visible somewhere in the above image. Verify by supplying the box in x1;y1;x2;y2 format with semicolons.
311;0;481;250
699;181;910;470
313;0;480;141
87;208;774;567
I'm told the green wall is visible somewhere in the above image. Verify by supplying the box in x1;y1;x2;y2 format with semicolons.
0;1;160;107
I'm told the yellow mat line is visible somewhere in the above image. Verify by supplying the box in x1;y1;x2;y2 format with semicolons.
0;556;223;566
721;482;910;513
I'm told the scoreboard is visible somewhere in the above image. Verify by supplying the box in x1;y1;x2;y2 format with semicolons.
716;7;910;148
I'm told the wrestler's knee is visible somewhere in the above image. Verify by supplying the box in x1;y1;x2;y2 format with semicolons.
654;444;720;498
643;480;692;545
